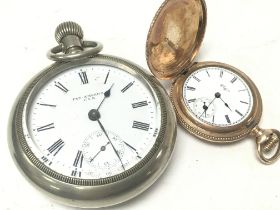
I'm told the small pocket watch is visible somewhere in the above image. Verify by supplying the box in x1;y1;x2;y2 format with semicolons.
146;0;280;164
8;22;176;208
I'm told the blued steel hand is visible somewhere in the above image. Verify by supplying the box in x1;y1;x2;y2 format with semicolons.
124;141;142;159
90;142;110;163
97;84;114;110
219;97;232;111
97;119;125;170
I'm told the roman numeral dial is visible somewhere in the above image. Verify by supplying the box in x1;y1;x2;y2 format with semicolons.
183;67;253;127
26;64;160;179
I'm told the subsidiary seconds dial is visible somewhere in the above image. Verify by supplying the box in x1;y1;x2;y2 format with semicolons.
183;67;253;127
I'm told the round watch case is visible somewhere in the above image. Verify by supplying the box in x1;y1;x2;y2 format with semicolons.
8;22;177;208
146;0;280;164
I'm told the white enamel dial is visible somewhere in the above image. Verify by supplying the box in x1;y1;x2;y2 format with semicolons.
183;67;253;127
22;64;161;179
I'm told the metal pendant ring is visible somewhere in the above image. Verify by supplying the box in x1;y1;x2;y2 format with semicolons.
47;41;103;62
256;129;280;164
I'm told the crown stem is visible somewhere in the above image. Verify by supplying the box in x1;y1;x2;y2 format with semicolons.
55;21;84;54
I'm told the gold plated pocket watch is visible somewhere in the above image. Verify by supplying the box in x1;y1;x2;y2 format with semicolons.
8;22;176;208
146;0;280;164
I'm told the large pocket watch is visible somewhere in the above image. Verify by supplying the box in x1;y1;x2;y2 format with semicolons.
8;22;176;208
146;0;280;164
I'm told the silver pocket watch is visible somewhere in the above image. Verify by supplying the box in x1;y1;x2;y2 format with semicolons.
8;22;176;208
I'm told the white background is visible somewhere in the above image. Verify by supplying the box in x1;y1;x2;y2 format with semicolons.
1;0;280;209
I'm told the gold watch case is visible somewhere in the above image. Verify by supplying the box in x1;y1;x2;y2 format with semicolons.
146;0;280;164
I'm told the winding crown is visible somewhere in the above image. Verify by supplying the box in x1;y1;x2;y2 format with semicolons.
55;21;84;44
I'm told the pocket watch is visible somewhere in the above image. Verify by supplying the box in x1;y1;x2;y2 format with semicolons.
146;0;280;164
8;21;176;208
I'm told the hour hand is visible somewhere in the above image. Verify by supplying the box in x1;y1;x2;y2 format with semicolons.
215;92;232;111
104;84;114;97
97;84;114;110
219;97;232;111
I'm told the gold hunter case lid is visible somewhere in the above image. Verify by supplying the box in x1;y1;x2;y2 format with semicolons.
146;0;207;80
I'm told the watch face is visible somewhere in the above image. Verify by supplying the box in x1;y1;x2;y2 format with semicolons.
22;64;161;179
183;66;253;127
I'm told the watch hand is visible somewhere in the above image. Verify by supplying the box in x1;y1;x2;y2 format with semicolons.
97;119;125;170
199;101;212;118
219;97;232;111
90;142;110;163
97;84;114;110
124;141;142;159
199;92;221;118
203;102;208;118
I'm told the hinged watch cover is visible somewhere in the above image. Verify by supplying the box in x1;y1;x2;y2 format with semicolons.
146;0;207;80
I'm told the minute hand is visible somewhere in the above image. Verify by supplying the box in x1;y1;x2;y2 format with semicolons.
97;119;125;170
